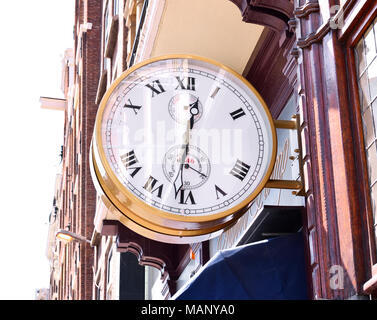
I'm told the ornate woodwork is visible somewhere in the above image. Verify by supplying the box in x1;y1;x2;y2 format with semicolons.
229;0;294;32
293;0;375;299
229;0;377;299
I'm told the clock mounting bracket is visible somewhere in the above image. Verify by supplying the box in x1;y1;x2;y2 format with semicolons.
265;114;306;197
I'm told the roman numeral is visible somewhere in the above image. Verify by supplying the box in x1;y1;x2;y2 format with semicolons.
230;160;251;181
215;185;227;200
145;80;165;97
230;108;246;120
175;76;196;91
210;87;220;99
178;189;196;205
120;150;142;178
123;99;142;115
143;176;164;198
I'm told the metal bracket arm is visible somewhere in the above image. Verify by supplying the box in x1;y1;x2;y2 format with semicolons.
266;115;306;196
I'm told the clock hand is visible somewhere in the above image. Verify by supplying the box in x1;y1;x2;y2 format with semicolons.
174;125;191;197
173;162;184;197
189;98;199;129
186;164;207;178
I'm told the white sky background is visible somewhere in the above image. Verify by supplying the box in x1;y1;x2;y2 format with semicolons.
0;1;74;299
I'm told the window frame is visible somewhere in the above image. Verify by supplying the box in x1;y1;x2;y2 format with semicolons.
344;1;377;293
113;0;119;17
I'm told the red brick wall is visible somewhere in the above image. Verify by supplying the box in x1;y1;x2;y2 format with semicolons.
77;0;102;300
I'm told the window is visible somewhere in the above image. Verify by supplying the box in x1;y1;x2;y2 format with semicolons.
346;4;377;294
104;4;110;46
96;285;101;300
107;250;113;285
113;0;119;16
355;18;377;252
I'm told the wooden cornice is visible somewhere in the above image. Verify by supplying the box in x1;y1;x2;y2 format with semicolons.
228;0;294;32
250;0;294;17
293;1;320;18
296;21;331;49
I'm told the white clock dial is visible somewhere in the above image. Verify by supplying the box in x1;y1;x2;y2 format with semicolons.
96;56;276;219
162;144;211;191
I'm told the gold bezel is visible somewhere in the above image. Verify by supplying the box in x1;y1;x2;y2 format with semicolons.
92;54;277;233
91;144;244;243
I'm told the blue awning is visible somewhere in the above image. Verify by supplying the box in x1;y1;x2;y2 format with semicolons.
172;232;308;300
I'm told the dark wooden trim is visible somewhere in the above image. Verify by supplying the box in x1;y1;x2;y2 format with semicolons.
296;22;330;49
343;4;377;295
228;0;294;32
250;0;293;17
294;0;377;299
244;28;296;118
346;46;376;272
339;0;377;43
293;2;320;19
242;28;271;78
243;7;288;32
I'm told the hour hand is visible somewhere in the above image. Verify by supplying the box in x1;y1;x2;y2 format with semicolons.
189;98;199;129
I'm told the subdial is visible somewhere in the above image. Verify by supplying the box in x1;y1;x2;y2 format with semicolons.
163;145;211;190
168;93;203;125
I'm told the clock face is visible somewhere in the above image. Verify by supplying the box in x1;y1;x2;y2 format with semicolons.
94;56;276;221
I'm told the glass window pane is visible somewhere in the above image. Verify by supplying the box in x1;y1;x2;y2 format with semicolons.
360;71;371;111
355;39;366;75
372;100;377;137
363;106;375;147
365;25;377;66
371;184;377;222
355;20;377;254
367;142;377;185
369;58;377;100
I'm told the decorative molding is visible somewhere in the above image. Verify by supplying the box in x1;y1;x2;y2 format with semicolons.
243;7;288;32
288;18;297;33
297;21;331;48
228;0;294;32
292;0;375;299
101;220;191;296
291;47;300;59
116;241;166;271
245;28;296;118
293;1;320;19
250;0;294;17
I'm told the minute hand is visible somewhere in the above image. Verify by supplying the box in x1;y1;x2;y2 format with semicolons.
173;120;191;196
187;164;207;177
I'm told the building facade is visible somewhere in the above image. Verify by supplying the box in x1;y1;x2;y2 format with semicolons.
45;0;377;300
44;0;102;299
